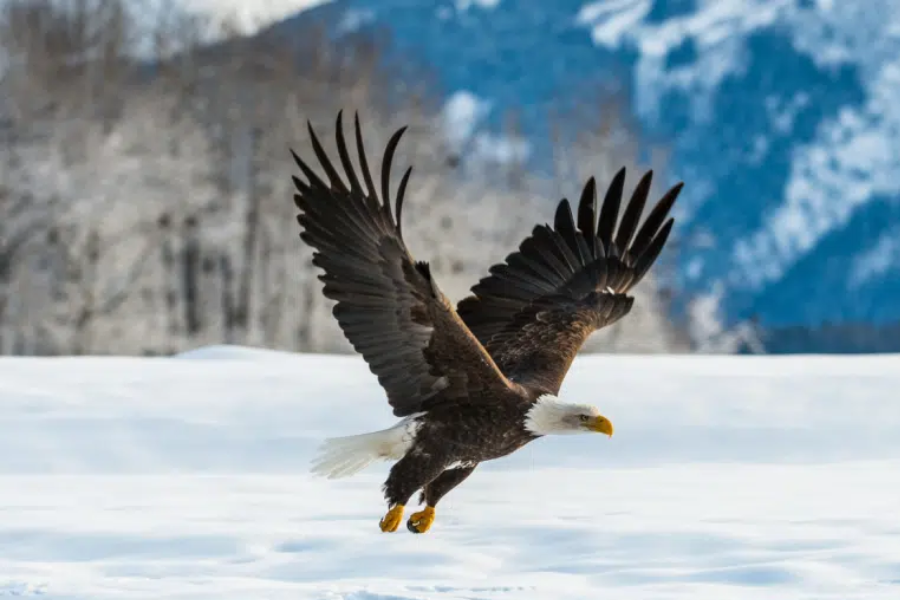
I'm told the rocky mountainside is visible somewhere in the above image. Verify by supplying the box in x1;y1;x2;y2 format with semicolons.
258;0;900;351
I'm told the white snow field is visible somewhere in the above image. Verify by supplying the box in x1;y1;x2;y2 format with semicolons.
1;346;899;599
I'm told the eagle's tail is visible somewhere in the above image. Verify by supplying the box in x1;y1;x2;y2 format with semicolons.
310;415;422;479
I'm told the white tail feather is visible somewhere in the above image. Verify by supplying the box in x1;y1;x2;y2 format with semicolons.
310;414;423;479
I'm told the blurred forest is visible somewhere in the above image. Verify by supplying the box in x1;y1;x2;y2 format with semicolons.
0;0;732;356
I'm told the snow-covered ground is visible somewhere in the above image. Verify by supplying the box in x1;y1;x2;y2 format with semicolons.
1;346;899;599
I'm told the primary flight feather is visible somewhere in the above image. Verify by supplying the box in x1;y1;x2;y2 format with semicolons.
291;111;682;534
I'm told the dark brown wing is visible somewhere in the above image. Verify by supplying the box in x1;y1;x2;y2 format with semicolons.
456;168;682;396
291;111;514;417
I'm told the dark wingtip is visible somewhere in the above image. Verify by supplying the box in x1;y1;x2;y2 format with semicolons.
615;169;654;252
663;181;685;206
335;109;363;193
306;118;348;192
396;165;413;239
654;181;683;220
290;143;329;191
291;174;307;192
630;179;683;257
597;167;626;249
554;198;572;229
353;111;378;200
334;111;344;141
381;124;409;210
632;217;676;285
577;176;598;240
289;148;303;168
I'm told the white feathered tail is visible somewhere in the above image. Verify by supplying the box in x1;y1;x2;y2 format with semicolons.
310;414;423;479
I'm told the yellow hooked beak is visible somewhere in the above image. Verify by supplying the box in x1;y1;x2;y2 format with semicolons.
589;416;614;437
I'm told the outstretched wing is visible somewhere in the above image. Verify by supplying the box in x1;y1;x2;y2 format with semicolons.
456;169;682;396
291;112;514;417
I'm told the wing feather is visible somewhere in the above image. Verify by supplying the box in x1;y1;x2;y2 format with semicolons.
292;111;514;416
457;169;682;395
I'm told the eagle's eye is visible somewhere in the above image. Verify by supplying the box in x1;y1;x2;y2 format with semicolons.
579;414;590;422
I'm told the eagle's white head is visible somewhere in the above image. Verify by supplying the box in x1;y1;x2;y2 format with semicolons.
523;394;614;437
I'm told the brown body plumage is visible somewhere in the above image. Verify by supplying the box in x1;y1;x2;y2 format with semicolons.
291;111;682;533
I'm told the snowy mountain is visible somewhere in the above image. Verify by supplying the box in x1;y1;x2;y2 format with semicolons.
256;0;900;350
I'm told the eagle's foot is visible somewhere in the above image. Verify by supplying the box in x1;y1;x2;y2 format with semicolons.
379;504;405;532
406;506;435;534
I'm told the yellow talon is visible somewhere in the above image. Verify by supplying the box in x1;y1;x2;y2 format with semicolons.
379;504;405;532
407;506;435;534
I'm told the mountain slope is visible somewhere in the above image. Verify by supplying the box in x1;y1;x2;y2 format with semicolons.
261;0;900;349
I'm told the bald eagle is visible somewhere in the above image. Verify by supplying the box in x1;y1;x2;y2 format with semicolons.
291;112;682;534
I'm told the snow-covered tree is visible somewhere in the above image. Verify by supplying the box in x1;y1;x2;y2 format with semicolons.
0;0;685;356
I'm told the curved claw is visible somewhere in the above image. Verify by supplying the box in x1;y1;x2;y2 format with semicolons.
407;506;435;534
379;504;405;532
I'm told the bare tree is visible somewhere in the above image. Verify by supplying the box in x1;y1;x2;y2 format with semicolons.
0;0;685;356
